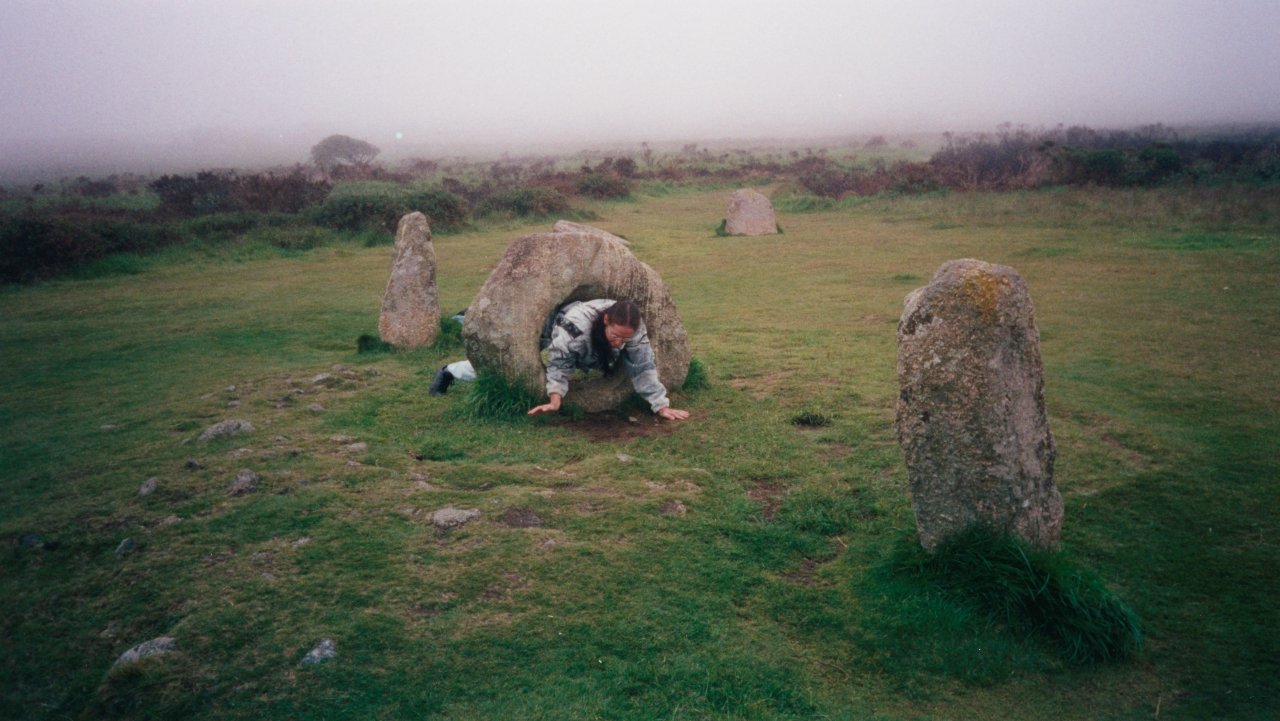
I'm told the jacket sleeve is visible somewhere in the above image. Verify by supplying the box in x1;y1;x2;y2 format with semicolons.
544;324;578;399
622;327;670;412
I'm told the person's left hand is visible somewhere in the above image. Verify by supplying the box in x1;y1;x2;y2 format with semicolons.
657;407;690;421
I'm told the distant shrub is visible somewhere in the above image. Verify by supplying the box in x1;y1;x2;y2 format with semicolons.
231;170;330;214
477;186;569;217
312;187;468;232
150;171;236;216
576;172;632;199
0;211;181;283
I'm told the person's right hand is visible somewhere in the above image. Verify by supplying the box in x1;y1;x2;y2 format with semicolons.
527;393;562;416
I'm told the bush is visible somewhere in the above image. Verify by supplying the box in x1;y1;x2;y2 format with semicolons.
312;188;468;232
476;186;569;217
150;172;236;216
0;211;182;283
576;172;632;199
231;170;330;214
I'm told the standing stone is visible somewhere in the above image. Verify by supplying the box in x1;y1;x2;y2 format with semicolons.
463;227;690;412
895;258;1062;552
378;212;440;349
723;189;778;236
552;219;630;246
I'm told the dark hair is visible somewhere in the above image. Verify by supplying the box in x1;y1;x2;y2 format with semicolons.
590;300;643;376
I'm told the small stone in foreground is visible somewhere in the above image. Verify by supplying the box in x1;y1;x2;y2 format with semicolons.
113;636;177;668
431;507;480;529
115;538;136;557
197;419;255;443
138;477;159;497
724;188;778;236
660;501;688;516
229;470;260;496
300;638;337;666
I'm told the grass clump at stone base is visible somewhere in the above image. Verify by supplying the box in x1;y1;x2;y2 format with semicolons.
455;371;544;421
890;526;1143;665
682;356;710;391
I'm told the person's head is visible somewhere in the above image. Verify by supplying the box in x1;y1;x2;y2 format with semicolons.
600;300;641;349
591;300;642;374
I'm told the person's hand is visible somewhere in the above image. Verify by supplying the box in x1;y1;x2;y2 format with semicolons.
528;394;562;416
657;406;690;421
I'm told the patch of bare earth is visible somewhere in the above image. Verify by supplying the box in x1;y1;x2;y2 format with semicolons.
746;480;787;520
551;412;678;443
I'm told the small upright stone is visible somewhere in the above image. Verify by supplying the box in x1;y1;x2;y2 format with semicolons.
896;258;1062;552
113;636;177;667
431;506;480;529
300;637;337;666
138;478;159;497
229;470;260;496
379;212;440;349
723;189;778;236
197;419;255;443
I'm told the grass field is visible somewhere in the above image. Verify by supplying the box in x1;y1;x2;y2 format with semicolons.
2;185;1278;720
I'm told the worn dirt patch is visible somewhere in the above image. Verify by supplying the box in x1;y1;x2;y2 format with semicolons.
550;413;678;443
746;480;788;520
500;507;544;528
729;370;791;400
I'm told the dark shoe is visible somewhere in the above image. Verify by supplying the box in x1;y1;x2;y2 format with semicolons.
429;366;454;396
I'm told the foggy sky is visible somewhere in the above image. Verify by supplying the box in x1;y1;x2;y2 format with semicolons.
3;0;1280;176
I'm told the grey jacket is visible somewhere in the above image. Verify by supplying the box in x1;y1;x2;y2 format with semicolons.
543;300;670;412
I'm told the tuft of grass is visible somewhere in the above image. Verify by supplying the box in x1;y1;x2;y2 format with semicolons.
682;357;710;391
790;410;832;427
714;218;728;237
891;272;921;283
356;334;394;354
894;526;1143;664
432;316;464;351
455;370;543;421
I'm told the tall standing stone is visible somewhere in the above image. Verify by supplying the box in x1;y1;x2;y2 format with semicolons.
723;189;778;236
379;212;439;349
895;259;1062;552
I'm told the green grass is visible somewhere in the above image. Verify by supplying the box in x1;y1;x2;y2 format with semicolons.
2;184;1279;720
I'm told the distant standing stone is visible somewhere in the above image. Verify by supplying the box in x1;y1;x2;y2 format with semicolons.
113;636;177;667
724;189;778;236
895;258;1063;552
379;212;440;349
197;419;255;443
138;477;158;497
229;469;260;496
300;637;337;666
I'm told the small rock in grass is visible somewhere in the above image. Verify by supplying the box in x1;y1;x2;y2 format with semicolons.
342;442;368;454
138;478;158;497
113;636;177;668
157;515;182;527
329;434;356;444
228;448;254;458
616;453;634;463
660;501;687;516
311;373;338;387
307;404;325;413
115;538;136;557
226;400;240;408
229;470;260;496
18;533;47;549
300;638;337;666
197;419;255;443
431;507;480;529
183;459;205;471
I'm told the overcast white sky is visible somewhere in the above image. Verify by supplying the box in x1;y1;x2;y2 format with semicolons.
3;0;1280;174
